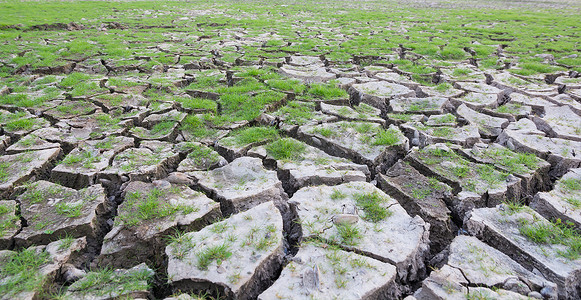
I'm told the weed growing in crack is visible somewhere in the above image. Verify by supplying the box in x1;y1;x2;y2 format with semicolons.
334;222;362;246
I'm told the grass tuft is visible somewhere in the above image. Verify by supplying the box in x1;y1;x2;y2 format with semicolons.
197;243;232;270
265;138;306;161
353;192;392;223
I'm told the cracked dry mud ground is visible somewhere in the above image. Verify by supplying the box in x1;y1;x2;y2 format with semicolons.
1;0;581;299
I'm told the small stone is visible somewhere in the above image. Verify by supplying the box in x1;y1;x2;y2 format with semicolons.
506;139;515;150
62;264;86;283
503;277;531;295
99;178;111;186
311;136;322;147
302;264;320;292
506;174;518;182
332;214;358;225
166;172;193;185
541;285;557;299
152;180;172;189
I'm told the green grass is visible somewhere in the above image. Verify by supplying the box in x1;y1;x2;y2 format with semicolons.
0;248;51;298
57;234;76;250
4;118;37;132
372;127;401;146
478;148;539;174
95;114;122;128
214;77;265;94
334;222;362;246
55;201;83;218
410;186;430;200
510;62;564;75
354;122;373;134
186;143;221;166
434;82;452;92
0;203;19;236
353;192;392;223
330;189;347;200
452;165;470;178
197;243;232;270
266;79;306;93
311;127;336;138
149;121;176;137
61;150;100;169
68;267;153;297
564;197;581;209
0;5;579;284
387;113;413;122
229;126;279;146
175;97;217;112
477;164;509;185
219;91;284;121
273;101;315;125
307;83;347;99
519;218;581;260
59;72;91;88
187;75;223;90
400;64;436;75
561;178;581;192
0;162;11;183
466;289;496;300
265;138;306;161
54;101;94;116
439;47;466;60
408;100;438;112
94;139;114;150
431;127;453;137
495;102;523;115
180;115;217;140
432;113;455;124
452;68;471;76
117;188;197;227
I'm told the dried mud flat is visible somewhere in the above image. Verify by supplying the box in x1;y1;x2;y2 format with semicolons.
1;0;581;299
